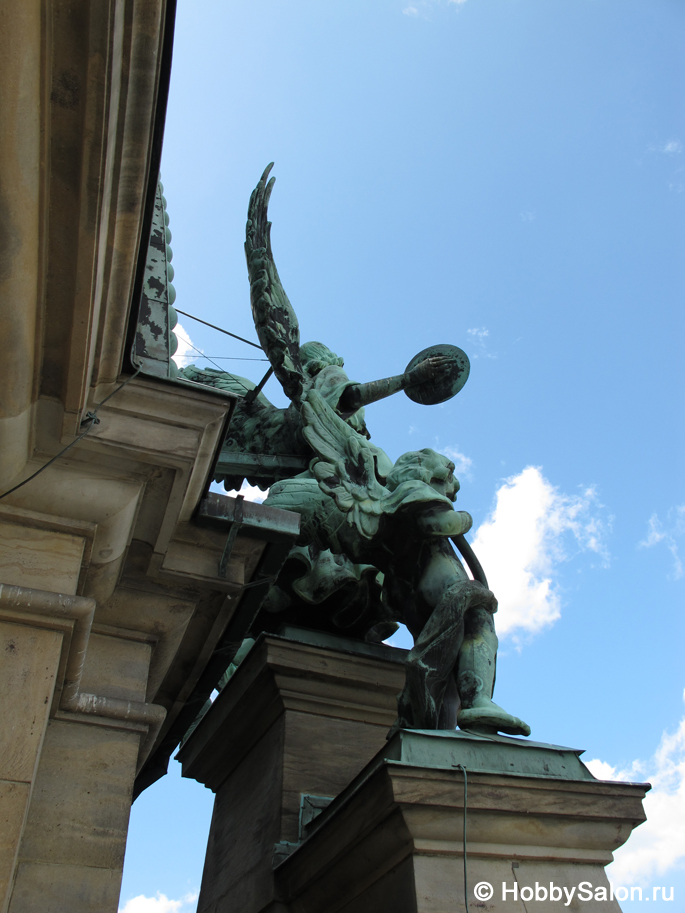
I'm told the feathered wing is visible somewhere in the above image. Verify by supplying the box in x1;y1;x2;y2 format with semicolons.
179;364;274;406
245;164;304;405
301;390;388;539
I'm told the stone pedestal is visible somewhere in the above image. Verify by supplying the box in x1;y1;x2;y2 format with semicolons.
276;729;650;913
177;629;408;913
179;635;649;913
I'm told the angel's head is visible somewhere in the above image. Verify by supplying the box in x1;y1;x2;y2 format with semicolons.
386;449;459;502
300;341;345;377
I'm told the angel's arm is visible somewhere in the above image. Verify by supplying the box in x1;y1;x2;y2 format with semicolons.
338;355;454;414
416;507;473;538
245;164;304;404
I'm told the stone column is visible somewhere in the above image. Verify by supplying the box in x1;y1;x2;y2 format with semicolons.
177;630;408;913
6;632;153;913
0;621;62;911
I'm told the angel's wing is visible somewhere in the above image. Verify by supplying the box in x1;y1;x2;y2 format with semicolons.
301;390;387;539
245;164;304;405
179;364;273;406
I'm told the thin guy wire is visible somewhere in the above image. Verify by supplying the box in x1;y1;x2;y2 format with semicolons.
181;356;268;362
457;764;469;912
180;342;255;396
173;308;263;349
182;342;233;375
0;367;142;501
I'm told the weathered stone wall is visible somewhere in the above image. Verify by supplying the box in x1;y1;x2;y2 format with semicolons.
0;5;299;912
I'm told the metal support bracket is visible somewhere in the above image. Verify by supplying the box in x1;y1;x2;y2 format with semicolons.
218;495;244;578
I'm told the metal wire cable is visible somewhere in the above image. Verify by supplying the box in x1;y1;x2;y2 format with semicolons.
173;308;263;350
456;764;469;911
0;367;141;501
182;356;268;362
179;342;254;397
180;341;233;375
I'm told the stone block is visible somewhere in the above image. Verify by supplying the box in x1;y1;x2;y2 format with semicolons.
0;620;62;782
177;630;408;913
0;780;30;911
198;717;286;913
0;520;85;595
16;719;139;871
281;711;392;844
79;632;151;703
8;861;121;913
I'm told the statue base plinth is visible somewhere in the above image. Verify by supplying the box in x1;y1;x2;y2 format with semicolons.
177;628;408;913
275;729;649;913
178;631;649;913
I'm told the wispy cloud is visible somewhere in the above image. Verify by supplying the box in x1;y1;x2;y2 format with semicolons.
466;326;497;360
442;445;473;480
403;0;466;17
586;690;685;886
119;892;198;913
668;164;685;194
639;505;685;579
520;210;536;222
471;467;611;641
649;140;683;155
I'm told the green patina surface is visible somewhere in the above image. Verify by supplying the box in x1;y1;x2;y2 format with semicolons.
171;165;531;741
384;728;595;781
135;180;180;378
299;728;597;847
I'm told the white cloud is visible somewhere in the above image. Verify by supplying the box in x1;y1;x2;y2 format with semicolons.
639;505;685;579
443;446;473;480
466;326;496;360
403;0;466;17
586;692;685;886
172;322;197;369
648;140;682;155
210;480;268;503
520;210;535;222
119;892;198;913
471;467;610;641
585;758;618;781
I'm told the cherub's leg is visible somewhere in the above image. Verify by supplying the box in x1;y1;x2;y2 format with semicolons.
395;580;485;731
456;606;531;737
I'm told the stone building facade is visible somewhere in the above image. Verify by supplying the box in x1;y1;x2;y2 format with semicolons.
0;5;298;910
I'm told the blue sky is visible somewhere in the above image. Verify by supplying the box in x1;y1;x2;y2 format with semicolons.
120;2;684;909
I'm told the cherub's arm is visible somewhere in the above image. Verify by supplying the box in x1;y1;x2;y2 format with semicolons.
416;507;473;538
338;355;453;413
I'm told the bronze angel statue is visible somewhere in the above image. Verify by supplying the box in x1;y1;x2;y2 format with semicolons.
263;390;529;735
182;165;529;736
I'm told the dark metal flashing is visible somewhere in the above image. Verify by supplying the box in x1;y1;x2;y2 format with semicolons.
196;491;301;543
123;0;178;376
